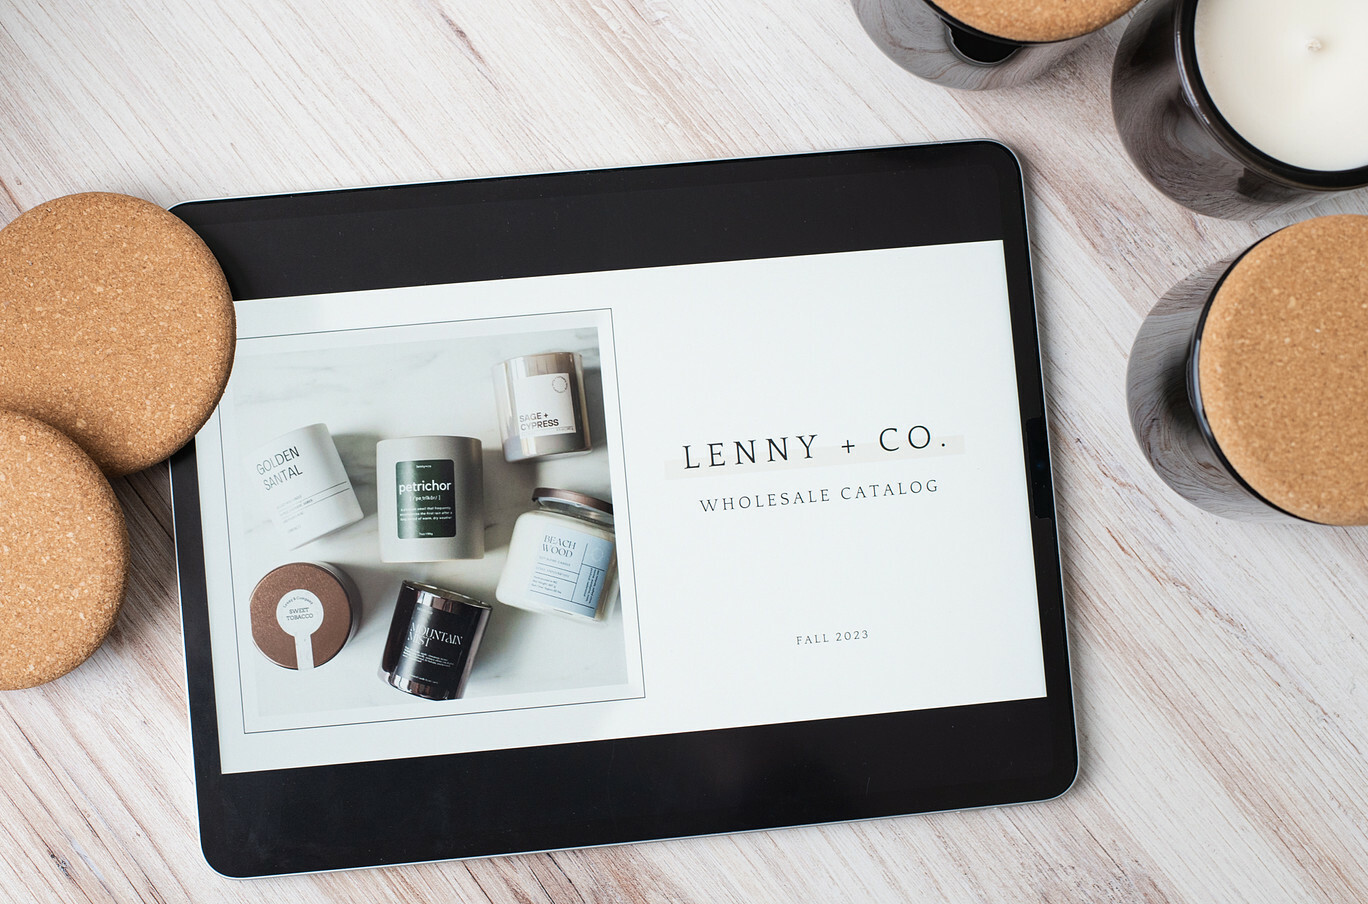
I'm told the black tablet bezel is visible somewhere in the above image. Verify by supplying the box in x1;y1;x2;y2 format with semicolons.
170;141;1075;877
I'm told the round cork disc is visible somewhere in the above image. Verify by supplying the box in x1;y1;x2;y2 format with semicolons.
0;410;129;689
933;0;1140;43
0;192;235;477
1197;215;1368;525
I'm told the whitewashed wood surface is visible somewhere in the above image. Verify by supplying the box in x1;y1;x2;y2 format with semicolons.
2;1;1366;901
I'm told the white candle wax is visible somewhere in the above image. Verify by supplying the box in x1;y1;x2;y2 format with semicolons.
1195;0;1368;173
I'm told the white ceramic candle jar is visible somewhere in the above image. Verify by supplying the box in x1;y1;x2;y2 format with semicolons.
250;423;364;549
495;488;616;621
492;352;591;462
376;436;484;562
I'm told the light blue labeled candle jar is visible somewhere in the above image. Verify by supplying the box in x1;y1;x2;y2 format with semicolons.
495;488;616;621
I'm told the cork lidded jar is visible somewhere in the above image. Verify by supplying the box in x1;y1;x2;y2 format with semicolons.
1193;216;1368;524
1128;215;1368;523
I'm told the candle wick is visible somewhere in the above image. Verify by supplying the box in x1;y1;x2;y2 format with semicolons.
1307;37;1324;52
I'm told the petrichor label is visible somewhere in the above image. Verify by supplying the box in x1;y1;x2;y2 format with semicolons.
515;373;577;438
525;526;613;618
276;589;323;670
395;459;456;539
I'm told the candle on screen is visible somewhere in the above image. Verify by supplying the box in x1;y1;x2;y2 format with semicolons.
1195;0;1368;173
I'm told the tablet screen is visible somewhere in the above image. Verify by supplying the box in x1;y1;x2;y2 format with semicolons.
196;238;1043;774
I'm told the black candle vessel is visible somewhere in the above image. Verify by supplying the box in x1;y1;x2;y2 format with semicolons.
1127;216;1368;525
1112;0;1368;219
853;0;1138;90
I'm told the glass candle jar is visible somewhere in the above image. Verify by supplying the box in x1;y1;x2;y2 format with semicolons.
376;436;484;562
1112;0;1368;219
852;0;1140;90
250;423;363;548
492;352;591;462
495;488;616;621
1127;215;1368;523
380;581;492;700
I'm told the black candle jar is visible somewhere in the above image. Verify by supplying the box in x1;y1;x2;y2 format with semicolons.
852;0;1132;90
1126;216;1368;524
1126;257;1272;520
380;581;491;700
1112;0;1368;220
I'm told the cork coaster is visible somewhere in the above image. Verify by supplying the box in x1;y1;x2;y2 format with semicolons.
933;0;1141;43
1197;215;1368;525
0;192;235;477
0;410;129;689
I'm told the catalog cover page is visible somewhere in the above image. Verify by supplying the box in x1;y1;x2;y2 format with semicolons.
192;240;1047;774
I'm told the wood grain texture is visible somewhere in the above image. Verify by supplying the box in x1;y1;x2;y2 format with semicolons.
1;1;1366;900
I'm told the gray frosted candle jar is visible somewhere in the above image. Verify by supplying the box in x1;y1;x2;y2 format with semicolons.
376;436;484;562
380;581;492;700
493;352;591;462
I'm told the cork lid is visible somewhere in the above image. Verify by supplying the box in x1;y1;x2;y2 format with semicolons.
0;410;129;689
1196;215;1368;525
933;0;1140;43
0;192;236;476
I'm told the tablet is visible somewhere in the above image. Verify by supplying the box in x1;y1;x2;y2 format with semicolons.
170;142;1075;877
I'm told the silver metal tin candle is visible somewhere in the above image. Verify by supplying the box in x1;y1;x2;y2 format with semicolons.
1127;215;1368;523
250;423;363;548
1112;0;1368;219
380;581;491;700
376;436;484;562
492;352;591;462
495;488;616;621
853;0;1140;91
249;562;359;670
